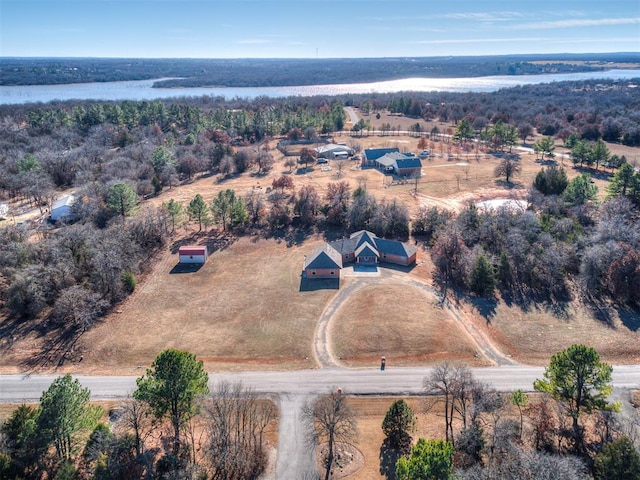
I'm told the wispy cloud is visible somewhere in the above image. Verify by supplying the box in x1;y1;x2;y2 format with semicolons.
238;38;271;45
408;37;543;45
516;17;640;30
436;11;525;21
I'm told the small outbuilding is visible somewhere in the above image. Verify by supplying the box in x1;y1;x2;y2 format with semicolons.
178;246;208;264
50;195;75;222
314;143;354;160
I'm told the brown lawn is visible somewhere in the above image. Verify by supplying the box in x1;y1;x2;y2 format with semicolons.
332;284;486;367
0;235;341;374
463;299;640;365
77;235;342;374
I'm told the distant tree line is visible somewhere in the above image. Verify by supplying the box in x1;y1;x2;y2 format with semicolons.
374;78;640;146
4;54;634;86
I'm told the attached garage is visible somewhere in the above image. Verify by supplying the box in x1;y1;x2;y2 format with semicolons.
178;246;208;264
304;245;343;279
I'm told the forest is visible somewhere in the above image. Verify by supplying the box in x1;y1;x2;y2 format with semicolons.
2;52;638;87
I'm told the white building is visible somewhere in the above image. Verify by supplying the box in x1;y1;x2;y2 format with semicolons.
50;195;75;222
314;143;354;159
178;246;208;264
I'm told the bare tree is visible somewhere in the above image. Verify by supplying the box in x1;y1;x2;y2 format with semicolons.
494;157;521;183
116;397;156;458
302;390;357;480
424;363;476;446
204;382;276;480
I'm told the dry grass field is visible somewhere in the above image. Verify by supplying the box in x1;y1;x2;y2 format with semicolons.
465;300;640;366
2;111;640;374
75;236;339;374
332;284;485;367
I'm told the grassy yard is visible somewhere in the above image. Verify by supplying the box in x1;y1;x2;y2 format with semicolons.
332;284;485;367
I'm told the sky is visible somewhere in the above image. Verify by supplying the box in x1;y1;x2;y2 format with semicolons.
1;0;639;58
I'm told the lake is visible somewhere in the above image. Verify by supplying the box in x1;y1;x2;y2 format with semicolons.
1;69;639;105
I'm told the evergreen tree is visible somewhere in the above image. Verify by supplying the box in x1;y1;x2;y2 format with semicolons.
382;400;416;452
37;374;103;464
107;183;138;220
469;253;496;297
187;193;211;231
534;344;618;454
396;438;454;480
134;349;209;456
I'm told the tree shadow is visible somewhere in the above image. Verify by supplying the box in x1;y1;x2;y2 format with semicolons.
469;296;498;324
21;325;84;371
619;308;640;332
494;179;525;189
379;439;402;480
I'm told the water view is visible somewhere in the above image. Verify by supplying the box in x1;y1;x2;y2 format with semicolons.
1;69;639;105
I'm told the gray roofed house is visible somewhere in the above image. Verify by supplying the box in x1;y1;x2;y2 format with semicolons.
363;149;422;176
362;147;400;166
314;143;354;159
304;244;343;279
305;230;417;283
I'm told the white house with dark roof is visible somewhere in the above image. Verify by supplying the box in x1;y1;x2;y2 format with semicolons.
304;230;417;280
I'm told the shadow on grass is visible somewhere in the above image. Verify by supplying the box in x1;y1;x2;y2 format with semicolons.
620;309;640;332
469;296;498;324
494;179;525;189
379;439;403;480
299;276;340;292
169;263;203;274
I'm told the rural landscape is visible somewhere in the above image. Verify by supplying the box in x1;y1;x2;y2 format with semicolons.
2;2;640;478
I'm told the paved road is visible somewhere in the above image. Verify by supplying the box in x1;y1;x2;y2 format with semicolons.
2;365;640;403
344;106;359;125
3;365;639;479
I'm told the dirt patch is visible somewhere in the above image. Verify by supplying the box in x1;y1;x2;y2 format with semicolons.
332;284;486;368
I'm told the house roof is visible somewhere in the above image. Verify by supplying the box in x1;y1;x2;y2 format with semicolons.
179;246;207;256
52;195;75;210
395;156;423;169
375;154;398;167
314;143;354;154
355;241;379;258
375;238;417;257
304;244;342;270
363;148;399;161
351;230;378;248
329;237;358;255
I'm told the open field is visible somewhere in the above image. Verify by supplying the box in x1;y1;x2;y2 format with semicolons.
465;300;640;366
332;284;484;367
0;235;340;374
